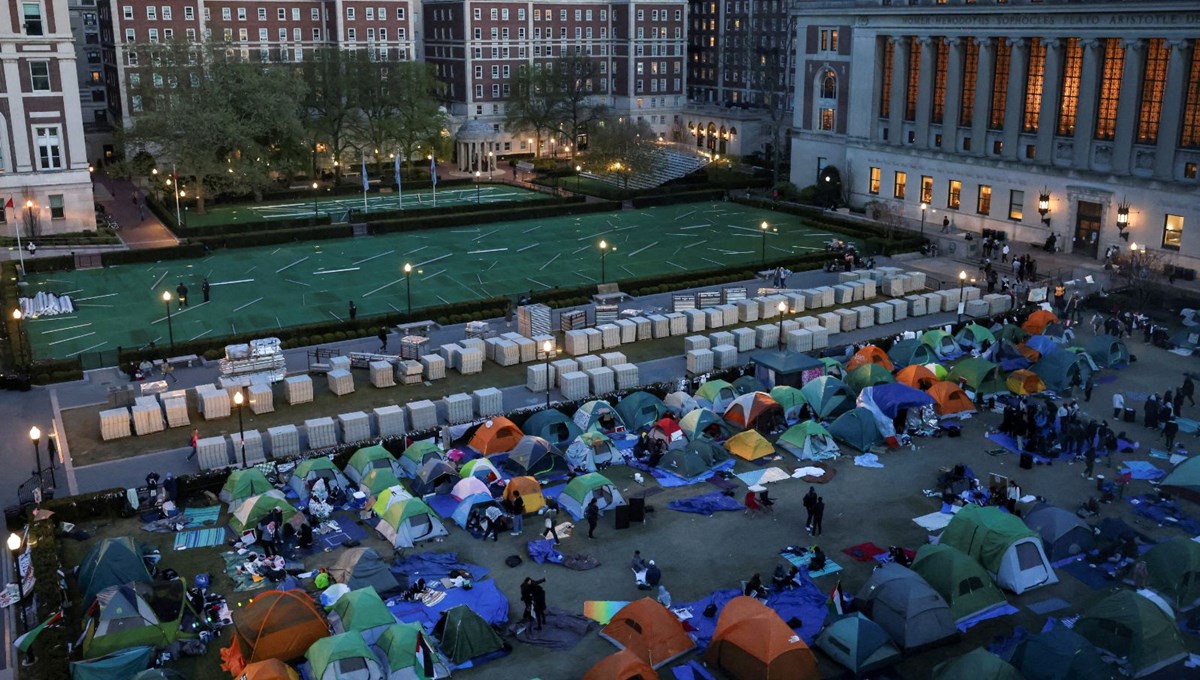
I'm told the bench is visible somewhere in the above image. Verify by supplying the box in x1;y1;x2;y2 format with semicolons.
395;320;438;337
593;283;628;304
166;354;199;368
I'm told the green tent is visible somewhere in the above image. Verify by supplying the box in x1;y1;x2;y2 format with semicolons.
360;467;402;495
941;505;1057;594
558;472;625;520
800;376;854;419
70;646;155;680
1032;351;1095;392
888;339;937;369
78;537;152;605
955;323;996;350
288;457;350;500
933;647;1023;680
615;391;668;432
82;580;195;659
399;440;444;477
695;379;737;410
220;468;274;505
1006;624;1114;680
1143;539;1200;612
920;329;961;359
660;439;727;478
377;622;449;680
818;357;845;379
344;444;398;484
377;498;448;549
1162;457;1200;503
827;408;883;452
1085;334;1130;367
306;632;384;680
573;400;626;433
777;421;839;460
331;588;395;642
768;385;807;420
520;409;582;447
678;408;738;441
731;375;767;395
911;544;1007;624
228;490;300;534
998;324;1030;343
131;670;184;680
434;605;505;665
846;363;895;393
1076;590;1187;678
814;613;901;677
948;357;1008;394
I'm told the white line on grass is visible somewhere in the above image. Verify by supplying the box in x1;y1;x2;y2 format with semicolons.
626;241;658;257
486;261;499;271
49;331;95;346
41;323;92;334
516;244;538;253
539;253;561;271
352;250;395;266
436;295;451;304
522;225;540;234
468;248;508;254
770;246;790;253
190;329;213;341
684;240;709;249
76;304;113;308
151;301;209;324
571;245;590;255
675;210;696;221
284;278;311;287
328;312;342;322
421;269;446;281
576;272;597;282
620;266;635;276
210;279;254;285
75;293;118;302
363;279;403;297
63;289;83;295
149;270;169;291
666;261;686;270
702;257;723;266
472;229;500;241
414;253;452;268
527;278;551;289
67;341;107;357
275;256;309;273
232;297;263;313
276;316;282;329
313;268;360;275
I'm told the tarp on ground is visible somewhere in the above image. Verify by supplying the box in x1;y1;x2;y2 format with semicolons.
1086;334;1130;367
940;505;1058;594
800;376;854;419
703;596;819;680
1005;623;1114;680
219;589;328;676
433;605;506;665
1023;503;1095;562
1076;590;1187;678
815;613;901;678
520;409;582;448
600;598;696;669
855;563;956;650
955;323;996;350
695;379;737;412
390;552;491;589
615;391;668;432
828;408;884;452
777;422;839;460
388;578;508;631
911;544;1007;624
678;408;738;442
1032;351;1095;392
846;363;896;393
328;547;400;595
847;345;895;372
1143;538;1200;612
78;537;153;606
221;468;274;506
948;357;1008;394
467;416;524;455
889;339;937;369
933;647;1022;680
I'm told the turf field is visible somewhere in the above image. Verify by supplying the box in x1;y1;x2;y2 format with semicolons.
24;201;859;359
184;184;546;227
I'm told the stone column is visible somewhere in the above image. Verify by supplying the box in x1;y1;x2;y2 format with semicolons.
1112;39;1145;174
888;37;909;147
971;37;994;158
1072;38;1103;169
1154;39;1192;180
1036;39;1063;166
914;37;935;148
941;38;963;151
1002;38;1027;160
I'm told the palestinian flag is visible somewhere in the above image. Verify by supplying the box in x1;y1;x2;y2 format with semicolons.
14;610;62;653
827;580;844;617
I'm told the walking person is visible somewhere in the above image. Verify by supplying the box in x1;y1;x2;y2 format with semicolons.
1001;242;1010;263
1165;417;1180;450
542;506;559;542
176;282;188;308
377;327;388;352
585;498;600;539
202;277;211;303
1083;447;1096;480
348;301;357;320
187;427;199;460
803;487;818;531
510;491;525;536
811;497;825;537
1184;375;1197;406
1084;374;1094;402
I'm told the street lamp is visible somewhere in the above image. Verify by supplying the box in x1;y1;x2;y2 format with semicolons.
403;263;413;315
920;202;928;236
12;309;28;366
599;240;614;284
542;339;554;409
957;270;967;322
7;532;24;638
29;426;42;484
312;181;319;218
474;170;481;203
760;221;770;268
777;300;788;351
233;389;246;468
162;290;174;349
488;151;494;180
575;165;582;192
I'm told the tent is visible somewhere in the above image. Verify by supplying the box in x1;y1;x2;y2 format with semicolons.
998;324;1031;343
1032;351;1095;392
565;431;621;472
78;537;152;606
410;460;458;496
662;439;728;477
814;613;901;677
503;476;546;514
731;375;768;396
584;649;659;680
856;563;956;650
955;323;996;350
221;468;274;506
345;445;401;485
1025;334;1060;357
371;485;414;518
1143;538;1200;612
678;408;738;442
467;416;523;455
451;476;491;501
1005;623;1113;680
751;350;825;389
82;580;193;658
1076;590;1187;678
398;441;445;478
558;472;626;520
888;339;937;369
723;391;785;431
239;659;300;680
1162;456;1200;503
860;383;934;417
663;391;701;417
377;498;449;549
846;363;896;393
1023;310;1059;334
948;357;1008;395
725;430;775;461
361;468;403;496
1006;369;1047;395
504;436;562;478
800;376;854;419
777;421;839;460
847;345;895;373
703;596;819;680
331;588;395;644
219;590;328;676
818;357;846;379
601;598;696;669
768;385;807;420
288;457;351;502
984;341;1033;372
1024;503;1096;562
376;622;449;680
450;493;500;529
305;632;384;680
932;647;1022;680
896;364;938;391
695;379;737;412
573;400;627;434
926;381;976;416
432;605;505;665
1086;334;1130;367
520;409;582;448
827;408;884;452
940;505;1058;594
229;492;302;534
71;647;155;680
910;544;1007;624
648;417;686;450
615;391;669;432
920;330;961;359
328;547;400;595
924;362;949;380
459;457;503;484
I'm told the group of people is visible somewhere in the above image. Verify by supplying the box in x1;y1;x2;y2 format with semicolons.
234;504;313;583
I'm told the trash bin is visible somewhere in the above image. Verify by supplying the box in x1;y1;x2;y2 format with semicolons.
1095;474;1106;492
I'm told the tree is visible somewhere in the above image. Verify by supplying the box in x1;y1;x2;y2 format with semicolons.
548;54;607;151
583;118;661;189
505;64;560;158
303;48;367;181
746;15;797;184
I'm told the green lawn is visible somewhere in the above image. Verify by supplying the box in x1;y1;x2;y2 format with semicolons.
25;200;856;359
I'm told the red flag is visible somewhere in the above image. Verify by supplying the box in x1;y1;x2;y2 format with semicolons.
3;198;12;210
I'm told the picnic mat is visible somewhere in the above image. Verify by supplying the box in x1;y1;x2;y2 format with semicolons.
174;527;227;551
583;600;631;625
1129;494;1200;533
221;551;269;592
1059;559;1120;590
667;492;743;516
780;548;843;578
734;467;791;487
913;509;959;531
842;543;888;562
507;607;597;649
387;578;509;629
1120;461;1165;481
305;512;369;554
426;494;460;519
1026;597;1072;615
183;506;222;527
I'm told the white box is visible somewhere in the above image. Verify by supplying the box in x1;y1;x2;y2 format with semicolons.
492;339;520;367
730;328;756;352
667;313;688;336
369;361;395;388
811;327;831;350
712;345;738;370
835;308;858;331
615;319;637;344
305;417;337;450
268;425;300;458
833;285;854;304
329;356;351;372
474;387;504;417
709;331;734;348
552;359;579;388
818;312;842;331
326;369;355;396
132;402;164;436
560;371;590;400
196;436;229;470
444;393;473;424
786;329;813;353
883;277;906;297
586;366;616;395
338;411;370;443
755;324;780;349
374;405;407;438
576;354;603;372
598;323;621;348
785;293;806;314
686;349;714;375
962;286;983;302
407;400;438;432
685;335;711;352
861;279;878;299
162;397;189;428
457;348;484;375
798;316;822;330
887;299;908;321
527;364;550;392
583;327;603;352
906;271;927;291
966;299;991;318
460;337;486;354
736;300;759;323
631;316;653;340
599;351;627;367
920;292;943;314
854;306;874;329
718;304;738;326
847;281;866;301
564;329;589;356
420;354;446;380
231;430;265;465
248;383;274;414
683;309;707;332
905;295;927;317
285;375;313;405
704;308;723;329
100;407;131;441
648;314;670;338
871;302;894;325
196;385;231;420
612;363;640;390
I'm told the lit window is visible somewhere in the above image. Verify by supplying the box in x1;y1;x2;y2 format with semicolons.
868;167;880;194
920;176;933;204
947;180;961;209
819;108;835;131
1008;190;1024;221
977;185;992;215
1163;214;1184;250
893;171;906;199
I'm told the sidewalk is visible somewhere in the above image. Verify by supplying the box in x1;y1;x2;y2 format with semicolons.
92;174;179;250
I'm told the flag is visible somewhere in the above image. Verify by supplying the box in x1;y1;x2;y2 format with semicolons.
827;580;844;617
14;610;62;653
3;197;12;210
393;153;401;191
361;157;369;193
430;154;437;187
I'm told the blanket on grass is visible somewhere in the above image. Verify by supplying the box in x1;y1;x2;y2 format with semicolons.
386;578;509;629
1129;494;1200;534
667;492;743;516
506;607;597;649
391;552;490;587
526;539;600;570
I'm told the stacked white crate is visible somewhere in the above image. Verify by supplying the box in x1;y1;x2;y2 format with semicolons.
730;328;756;352
686;348;714;375
704;308;723;329
460;337;485;355
518;303;552;338
797;316;822;329
905;271;927;292
196;385;231;420
438;343;461;363
598;324;621;348
132;397;165;435
861;278;878;299
871;301;894;325
758;297;783;319
921;292;944;313
811;326;832;350
802;289;823;309
248;383;274;414
305;417;337;449
615;319;637;344
833;285;854;304
532;334;555;358
631;316;653;340
666;313;688;336
683;309;707;332
369;361;395;388
962;286;982;302
785;293;806;314
781;319;800;335
648;314;671;338
465;321;490;339
285;375;313;405
420;354;446;380
232;430;266;464
329;356;351;372
712;345;738;369
939;287;962;311
583;328;603;352
984;293;1012;315
268;425;300;458
474;388;503;417
612;363;640;389
755;324;780;348
835;308;858;331
408;400;438;431
527;364;550;392
100;407;132;441
883;276;907;297
736;300;759;323
786;329;813;352
504;334;537;363
586;366;615;394
458;348;484;375
162;396;189;428
576;355;602;372
400;335;429;360
196;436;229;470
684;336;710;352
709;331;734;348
717;304;738;326
886;299;908;321
815;287;836;307
564;330;589;356
905;295;928;317
599;352;626;367
818;312;842;331
339;411;371;443
560;371;590;400
854;306;875;329
837;271;860;283
374;405;406;438
966;299;991;318
847;281;866;301
551;359;579;388
327;369;355;396
492;339;520;366
444;394;473;424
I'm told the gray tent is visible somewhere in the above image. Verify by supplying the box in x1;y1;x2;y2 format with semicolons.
328;547;400;594
856;563;956;650
814;612;902;677
1024;503;1096;562
1005;623;1116;680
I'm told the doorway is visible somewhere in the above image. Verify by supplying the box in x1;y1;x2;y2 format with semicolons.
1073;200;1102;258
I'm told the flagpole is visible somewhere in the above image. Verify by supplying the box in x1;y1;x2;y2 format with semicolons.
361;157;368;213
11;198;26;276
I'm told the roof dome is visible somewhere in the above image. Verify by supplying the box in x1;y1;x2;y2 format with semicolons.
455;119;494;140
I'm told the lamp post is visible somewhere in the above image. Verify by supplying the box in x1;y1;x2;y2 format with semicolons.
777;300;787;351
599;240;614;283
542;339;554;409
12;309;28;366
162;290;174;349
312;181;319;218
474;170;481;203
575;165;582;193
760;221;770;268
957;270;967;322
403;263;413;315
920;202;928;236
488;151;494;180
29;426;42;485
233;389;246;468
7;532;25;641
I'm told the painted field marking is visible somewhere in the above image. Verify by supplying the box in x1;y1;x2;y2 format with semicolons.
149;270;169;291
49;331;95;346
232;297;263;313
468;248;508;254
516;244;538;253
41;323;92;334
75;293;118;302
539;253;560;271
275;256;309;273
626;241;658;257
284;278;311;287
363;279;403;297
210;279;254;285
151;301;209;324
313;268;360;275
352;249;395;265
67;341;107;357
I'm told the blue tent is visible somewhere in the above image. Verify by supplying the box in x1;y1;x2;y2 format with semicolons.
863;383;934;417
1025;335;1059;356
450;493;499;529
984;341;1033;372
70;646;155;680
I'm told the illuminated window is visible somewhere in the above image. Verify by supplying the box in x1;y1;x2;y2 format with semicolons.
990;39;1011;130
869;167;881;194
905;38;921;121
1179;40;1200;148
1058;38;1083;136
1008;190;1024;221
1138;39;1169;144
880;41;894;118
920;176;933;204
961;40;980;126
821;70;836;99
894;171;907;199
819;108;835;131
1023;38;1045;133
976;185;991;215
933;39;948;124
947;180;961;209
1163;214;1184;250
1094;39;1123;140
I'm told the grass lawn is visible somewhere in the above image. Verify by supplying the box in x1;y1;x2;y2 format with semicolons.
26;200;856;360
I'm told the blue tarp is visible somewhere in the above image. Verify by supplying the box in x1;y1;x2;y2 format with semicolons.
1129;494;1200;534
629;458;736;488
1120;461;1165;480
527;539;564;565
667;492;744;515
387;578;509;630
677;577;829;651
866;383;935;417
390;551;491;586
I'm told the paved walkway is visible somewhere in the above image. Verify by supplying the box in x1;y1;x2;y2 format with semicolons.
92;174;178;250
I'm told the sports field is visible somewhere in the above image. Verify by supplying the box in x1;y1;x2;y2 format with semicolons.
185;184;546;227
24;201;859;359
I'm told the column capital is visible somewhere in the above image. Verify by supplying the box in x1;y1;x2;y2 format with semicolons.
1042;38;1061;50
1165;38;1190;52
1080;38;1102;50
1005;37;1026;49
973;37;992;49
945;37;962;48
887;36;904;47
916;36;934;47
1120;38;1144;51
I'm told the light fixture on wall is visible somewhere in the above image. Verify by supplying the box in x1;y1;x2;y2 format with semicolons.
1037;189;1051;226
1116;197;1131;241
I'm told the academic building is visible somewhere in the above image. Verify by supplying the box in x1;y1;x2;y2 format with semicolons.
789;1;1200;268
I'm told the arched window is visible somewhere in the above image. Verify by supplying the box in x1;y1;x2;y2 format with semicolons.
821;70;837;100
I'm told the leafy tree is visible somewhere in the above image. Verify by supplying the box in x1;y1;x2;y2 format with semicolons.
303;48;367;181
547;54;607;151
505;64;560;157
583;118;661;189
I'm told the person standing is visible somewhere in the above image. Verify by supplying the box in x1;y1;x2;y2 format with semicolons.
1184;375;1197;407
941;215;950;233
377;327;388;352
1146;394;1160;429
176;282;188;308
510;491;525;536
202;277;211;303
348;301;357;320
1165;417;1180;450
188;427;199;461
1113;391;1125;420
1001;242;1010;263
811;497;825;536
530;579;547;630
585;498;600;539
1084;374;1095;402
1083;447;1096;480
1174;390;1185;419
542;506;559;542
803;487;818;532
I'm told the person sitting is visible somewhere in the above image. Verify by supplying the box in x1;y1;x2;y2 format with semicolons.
657;585;672;608
809;546;827;572
1077;496;1101;519
647;442;665;468
641;560;662;590
744;573;768;599
630;550;648;585
261;554;286;581
401;578;427;601
447;568;473;590
889;545;912;568
771;563;792;591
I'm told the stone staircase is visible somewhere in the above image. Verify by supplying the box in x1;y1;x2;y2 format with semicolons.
582;143;711;190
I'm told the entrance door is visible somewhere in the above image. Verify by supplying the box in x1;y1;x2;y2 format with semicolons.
1074;201;1102;258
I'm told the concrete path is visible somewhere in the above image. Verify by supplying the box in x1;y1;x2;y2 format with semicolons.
93;174;178;250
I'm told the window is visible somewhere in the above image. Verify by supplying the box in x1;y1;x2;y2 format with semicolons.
933;39;948;123
920;176;933;204
961;39;980;126
501;8;508;19
221;7;230;19
49;194;64;219
1183;43;1200;148
35;126;62;170
1095;38;1123;140
255;7;263;20
1187;162;1198;179
473;7;480;19
1008;190;1024;220
22;1;43;34
1023;38;1045;132
868;168;880;195
1138;39;1169;144
397;7;405;19
947;180;961;209
820;70;836;99
292;8;299;20
346;7;354;19
879;41;893;117
990;39;1011;129
475;84;483;98
366;7;374;20
347;28;355;41
1058;38;1083;135
893;171;907;199
905;38;921;121
147;5;156;19
162;5;171;19
122;5;132;19
311;8;319;20
819;108;835;131
184;6;193;19
237;7;245;20
29;61;51;91
976;185;992;215
1163;214;1184;250
148;28;158;42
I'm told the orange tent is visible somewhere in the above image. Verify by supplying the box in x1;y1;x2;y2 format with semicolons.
896;364;937;391
240;659;300;680
1022;310;1059;334
600;598;696;669
468;416;524;455
1016;343;1042;363
704;596;819;680
1006;369;1047;395
584;649;660;680
723;392;784;430
220;590;328;676
926;381;977;416
502;475;546;514
847;345;895;373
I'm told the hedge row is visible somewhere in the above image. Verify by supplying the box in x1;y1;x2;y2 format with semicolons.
630;189;726;208
367;197;611;235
